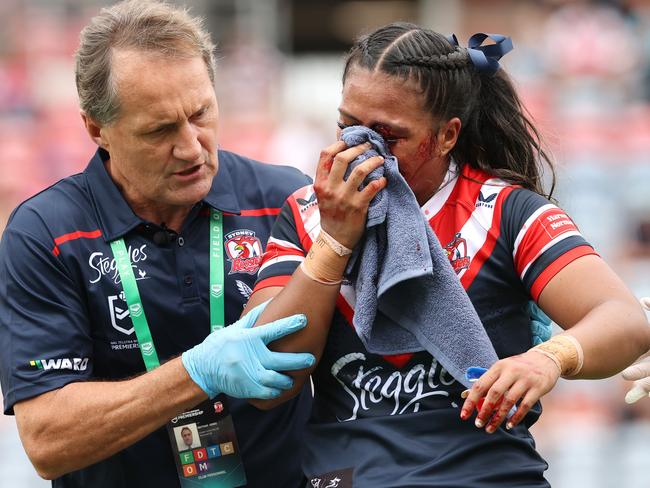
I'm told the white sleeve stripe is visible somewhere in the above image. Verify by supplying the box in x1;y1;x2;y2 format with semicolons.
512;204;557;260
519;230;581;280
258;255;304;274
268;237;302;252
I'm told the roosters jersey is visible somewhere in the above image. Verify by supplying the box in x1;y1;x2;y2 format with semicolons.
254;163;595;487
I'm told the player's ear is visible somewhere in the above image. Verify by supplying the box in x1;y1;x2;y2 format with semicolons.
436;117;461;157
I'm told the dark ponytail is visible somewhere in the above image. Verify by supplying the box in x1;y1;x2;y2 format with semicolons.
342;22;556;199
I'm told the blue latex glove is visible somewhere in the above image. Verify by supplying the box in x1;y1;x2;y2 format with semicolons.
182;301;315;399
527;301;552;346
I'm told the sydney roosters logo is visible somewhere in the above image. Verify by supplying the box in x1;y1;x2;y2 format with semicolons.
225;230;263;274
444;232;470;274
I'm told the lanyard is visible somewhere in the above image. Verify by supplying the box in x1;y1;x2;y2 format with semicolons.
110;209;224;372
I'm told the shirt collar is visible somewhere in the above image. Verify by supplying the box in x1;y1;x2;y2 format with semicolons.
84;148;241;242
420;159;460;219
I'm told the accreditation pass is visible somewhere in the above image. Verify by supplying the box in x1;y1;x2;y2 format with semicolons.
167;395;246;487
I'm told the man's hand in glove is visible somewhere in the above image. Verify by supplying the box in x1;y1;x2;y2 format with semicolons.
182;300;315;400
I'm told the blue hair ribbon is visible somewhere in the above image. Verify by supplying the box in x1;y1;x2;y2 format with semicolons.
446;33;513;74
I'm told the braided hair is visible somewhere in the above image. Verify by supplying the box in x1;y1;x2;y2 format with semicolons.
342;22;555;198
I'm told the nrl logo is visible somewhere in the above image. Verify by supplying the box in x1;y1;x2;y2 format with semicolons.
140;342;154;356
108;292;134;335
129;303;143;318
210;284;224;298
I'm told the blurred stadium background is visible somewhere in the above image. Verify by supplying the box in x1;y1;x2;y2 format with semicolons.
1;0;650;486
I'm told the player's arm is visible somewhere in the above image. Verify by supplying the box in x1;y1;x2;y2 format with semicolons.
468;255;649;432
462;193;650;432
537;254;649;377
245;141;386;410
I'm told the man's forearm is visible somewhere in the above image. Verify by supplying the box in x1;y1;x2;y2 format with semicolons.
15;357;206;479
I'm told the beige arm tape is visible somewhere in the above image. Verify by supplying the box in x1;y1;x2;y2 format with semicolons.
319;229;353;256
531;334;584;377
299;232;350;285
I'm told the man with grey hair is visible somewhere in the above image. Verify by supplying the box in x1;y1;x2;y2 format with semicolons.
0;1;315;486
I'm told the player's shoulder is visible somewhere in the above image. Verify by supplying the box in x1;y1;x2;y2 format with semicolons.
459;164;552;212
500;187;565;230
503;186;552;210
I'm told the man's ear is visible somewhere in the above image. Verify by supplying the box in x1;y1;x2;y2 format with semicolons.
437;117;461;157
80;112;108;149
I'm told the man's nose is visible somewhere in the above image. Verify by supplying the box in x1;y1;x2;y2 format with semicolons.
173;122;202;163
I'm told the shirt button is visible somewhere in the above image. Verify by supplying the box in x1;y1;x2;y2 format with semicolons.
184;275;193;285
178;236;185;247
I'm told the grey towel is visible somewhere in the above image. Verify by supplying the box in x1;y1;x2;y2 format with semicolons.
340;126;498;388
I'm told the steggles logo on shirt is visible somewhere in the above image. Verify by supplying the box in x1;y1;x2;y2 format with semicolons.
330;353;457;421
88;244;150;284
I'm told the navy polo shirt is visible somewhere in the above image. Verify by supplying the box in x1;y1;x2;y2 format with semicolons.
0;148;312;487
